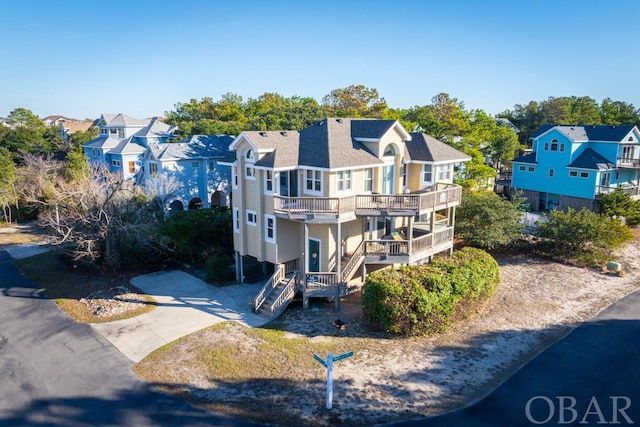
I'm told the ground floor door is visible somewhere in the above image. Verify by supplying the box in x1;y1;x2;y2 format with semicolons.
308;238;320;272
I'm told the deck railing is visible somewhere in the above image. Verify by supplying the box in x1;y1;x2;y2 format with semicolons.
341;240;365;283
274;184;462;218
596;184;640;196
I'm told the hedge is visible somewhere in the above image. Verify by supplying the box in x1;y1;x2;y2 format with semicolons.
362;247;500;336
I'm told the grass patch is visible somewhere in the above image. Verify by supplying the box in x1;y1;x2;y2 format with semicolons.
15;250;155;323
134;321;368;426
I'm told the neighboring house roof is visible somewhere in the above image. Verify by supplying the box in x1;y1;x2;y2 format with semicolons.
101;113;149;127
512;152;537;164
134;117;176;139
568;148;616;170
496;117;519;133
63;120;94;134
109;137;146;155
148;135;235;161
83;136;122;150
405;133;471;163
532;124;636;142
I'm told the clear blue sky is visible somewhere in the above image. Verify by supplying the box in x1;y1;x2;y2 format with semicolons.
1;0;638;121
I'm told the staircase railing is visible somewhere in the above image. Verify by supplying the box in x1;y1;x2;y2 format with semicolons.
253;263;284;312
267;272;298;319
340;240;365;283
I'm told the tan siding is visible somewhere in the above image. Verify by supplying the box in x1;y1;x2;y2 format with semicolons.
276;219;301;263
407;163;423;191
341;219;364;255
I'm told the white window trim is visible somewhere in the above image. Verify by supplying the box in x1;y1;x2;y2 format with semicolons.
232;166;238;189
421;164;433;184
304;169;323;196
265;214;276;244
233;207;240;233
112;160;121;167
264;170;274;194
245;166;256;180
336;170;353;194
246;210;257;226
363;168;374;193
437;164;452;181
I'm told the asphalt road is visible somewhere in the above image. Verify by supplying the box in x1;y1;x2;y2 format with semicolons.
0;249;256;427
400;288;640;426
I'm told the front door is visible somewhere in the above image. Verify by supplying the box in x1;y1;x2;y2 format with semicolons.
308;238;320;272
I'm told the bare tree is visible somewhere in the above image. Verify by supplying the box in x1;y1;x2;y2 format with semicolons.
18;156;168;272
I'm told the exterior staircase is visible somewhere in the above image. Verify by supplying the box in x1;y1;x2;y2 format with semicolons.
252;265;297;320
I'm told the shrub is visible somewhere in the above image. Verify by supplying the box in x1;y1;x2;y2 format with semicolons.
362;247;500;336
205;249;236;284
536;208;634;255
456;190;525;250
597;188;640;227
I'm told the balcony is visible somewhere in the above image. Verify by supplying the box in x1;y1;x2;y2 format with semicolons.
617;157;640;169
597;184;640;197
273;183;462;221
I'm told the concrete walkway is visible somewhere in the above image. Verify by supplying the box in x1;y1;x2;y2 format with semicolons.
92;271;270;363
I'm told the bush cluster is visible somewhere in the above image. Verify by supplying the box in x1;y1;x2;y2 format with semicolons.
362;247;500;336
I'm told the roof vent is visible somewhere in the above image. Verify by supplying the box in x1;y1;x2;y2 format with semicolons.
336;118;343;123
259;131;267;137
280;131;288;137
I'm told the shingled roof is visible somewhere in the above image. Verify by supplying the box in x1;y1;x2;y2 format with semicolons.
512;152;537;164
568;148;616;170
405;133;471;163
532;124;637;142
149;135;234;161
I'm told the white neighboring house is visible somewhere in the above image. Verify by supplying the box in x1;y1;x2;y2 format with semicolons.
144;134;235;211
83;114;234;211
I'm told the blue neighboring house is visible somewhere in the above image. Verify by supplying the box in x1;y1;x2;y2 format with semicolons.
83;114;235;211
511;124;640;212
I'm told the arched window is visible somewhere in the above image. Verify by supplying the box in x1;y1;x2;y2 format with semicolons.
188;198;203;210
245;149;255;161
210;191;225;207
383;144;396;157
169;200;184;214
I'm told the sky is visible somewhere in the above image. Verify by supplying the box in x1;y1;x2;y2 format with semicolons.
1;0;639;121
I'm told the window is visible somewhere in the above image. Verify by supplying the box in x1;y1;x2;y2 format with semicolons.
233;208;240;233
528;166;535;172
560;143;565;152
149;163;158;178
245;149;254;161
92;148;97;157
233;166;238;188
580;172;589;178
336;170;352;192
109;128;117;135
549;168;554;177
383;144;395;157
438;164;452;181
544;143;549;151
265;215;275;243
518;165;526;171
401;164;407;187
363;168;374;192
246;210;257;226
265;170;274;193
208;161;215;171
305;170;322;193
245;166;255;179
569;171;578;177
550;139;558;152
128;161;135;174
112;160;121;167
191;161;199;168
600;172;611;187
100;128;107;135
421;164;433;183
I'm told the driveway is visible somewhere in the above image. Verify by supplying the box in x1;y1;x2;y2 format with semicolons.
0;249;258;426
92;271;269;362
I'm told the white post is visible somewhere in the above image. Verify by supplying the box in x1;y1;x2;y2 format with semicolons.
326;352;334;409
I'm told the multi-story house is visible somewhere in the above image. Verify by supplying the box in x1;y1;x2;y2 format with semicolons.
83;114;233;210
144;134;235;211
225;118;470;318
511;124;640;212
